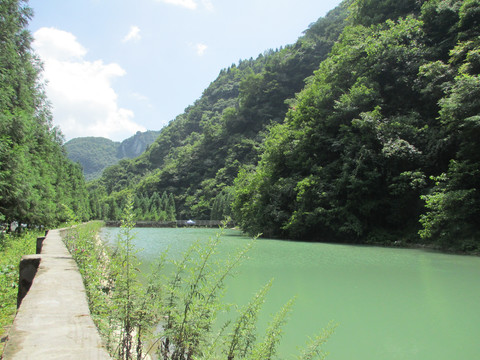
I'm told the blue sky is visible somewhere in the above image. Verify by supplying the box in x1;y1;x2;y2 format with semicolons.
28;0;343;141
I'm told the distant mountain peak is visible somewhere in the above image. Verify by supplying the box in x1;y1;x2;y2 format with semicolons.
65;130;161;181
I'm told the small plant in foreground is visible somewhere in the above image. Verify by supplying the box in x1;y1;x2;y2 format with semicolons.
109;197;150;360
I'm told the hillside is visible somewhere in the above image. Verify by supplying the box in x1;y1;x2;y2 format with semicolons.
90;0;480;251
65;130;161;181
88;1;350;217
232;0;480;249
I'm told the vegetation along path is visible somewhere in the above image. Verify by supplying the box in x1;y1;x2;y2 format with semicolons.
2;228;111;360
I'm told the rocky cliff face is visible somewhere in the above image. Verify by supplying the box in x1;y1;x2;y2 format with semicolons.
65;130;161;181
117;131;160;159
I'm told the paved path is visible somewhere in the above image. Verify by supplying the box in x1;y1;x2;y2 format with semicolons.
2;229;111;359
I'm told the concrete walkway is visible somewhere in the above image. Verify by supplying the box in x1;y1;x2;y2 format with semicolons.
2;229;111;359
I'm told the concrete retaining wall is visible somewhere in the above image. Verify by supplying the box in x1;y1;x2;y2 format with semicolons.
2;229;111;359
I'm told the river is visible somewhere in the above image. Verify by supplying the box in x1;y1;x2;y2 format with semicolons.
100;227;480;360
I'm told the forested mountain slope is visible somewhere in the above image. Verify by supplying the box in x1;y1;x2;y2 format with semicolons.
65;130;161;181
233;0;480;250
89;1;351;219
92;0;480;251
0;0;90;227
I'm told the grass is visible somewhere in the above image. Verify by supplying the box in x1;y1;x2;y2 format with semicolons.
0;230;38;353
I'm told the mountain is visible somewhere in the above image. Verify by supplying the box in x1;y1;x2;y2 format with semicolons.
117;130;161;158
232;0;480;250
89;0;350;216
65;130;161;181
90;0;480;251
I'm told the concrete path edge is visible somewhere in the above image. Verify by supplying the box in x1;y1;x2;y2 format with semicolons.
2;228;111;360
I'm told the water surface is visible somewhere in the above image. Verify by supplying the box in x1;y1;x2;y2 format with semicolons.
101;227;480;359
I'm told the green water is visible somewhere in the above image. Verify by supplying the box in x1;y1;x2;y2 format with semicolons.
100;227;480;359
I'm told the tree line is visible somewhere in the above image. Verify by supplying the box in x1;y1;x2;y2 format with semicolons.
0;0;90;229
89;191;177;222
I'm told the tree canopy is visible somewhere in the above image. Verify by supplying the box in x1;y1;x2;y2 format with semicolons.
233;0;480;250
0;0;89;227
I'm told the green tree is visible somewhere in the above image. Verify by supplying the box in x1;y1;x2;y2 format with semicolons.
106;198;121;221
0;0;90;228
167;193;176;221
234;16;431;243
349;0;422;26
110;199;145;359
419;42;480;250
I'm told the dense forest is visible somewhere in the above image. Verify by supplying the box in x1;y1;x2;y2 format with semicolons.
65;130;161;181
0;0;90;228
92;0;480;251
232;0;480;250
2;0;479;252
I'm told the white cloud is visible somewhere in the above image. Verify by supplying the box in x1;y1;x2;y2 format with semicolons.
33;27;145;141
195;43;208;56
122;26;141;43
157;0;213;10
34;27;87;60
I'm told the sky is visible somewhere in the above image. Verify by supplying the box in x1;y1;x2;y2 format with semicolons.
28;0;344;142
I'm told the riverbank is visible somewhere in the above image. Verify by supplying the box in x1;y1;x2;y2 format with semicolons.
367;240;480;257
62;220;160;359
